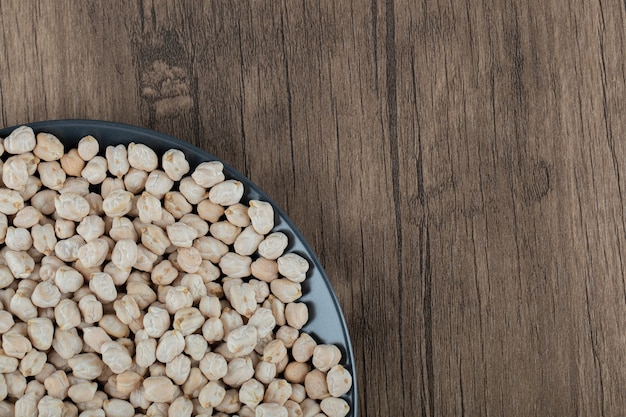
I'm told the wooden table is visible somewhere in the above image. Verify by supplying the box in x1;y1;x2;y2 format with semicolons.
1;1;624;415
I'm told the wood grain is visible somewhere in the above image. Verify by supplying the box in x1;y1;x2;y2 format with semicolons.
1;0;626;415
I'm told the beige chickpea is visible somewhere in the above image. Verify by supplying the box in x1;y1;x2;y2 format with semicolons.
0;353;18;373
184;334;208;362
197;199;224;223
54;266;84;294
67;353;104;380
0;310;14;333
123;167;148;194
4;126;35;154
76;135;99;160
271;279;302;303
156;330;185;363
312;344;342;372
31;281;62;308
173;307;205;336
251;258;279;283
180;273;206;301
81;156;107;184
144;170;174;199
255;403;288;417
201;316;224;343
166;222;197;248
108;216;137;242
2;333;32;359
199;352;228;381
55;192;90;222
126;280;156;310
54;235;85;263
326;364;352;398
0;265;12;289
233;226;264;256
81;326;112;354
199;295;222;318
141;224;170;256
219;252;251;279
16;152;39;175
60;176;90;196
110;239;138;272
31;224;57;256
6;226;33;251
304;370;330;400
25;379;46;400
115;371;143;397
163;191;192;219
101;341;133;374
161;149;190;181
248;200;274;235
104;144;129;178
143;376;177;403
228;283;257;318
78;295;103;324
197;380;225;409
208;179;244;206
285;302;309;330
113;294;141;325
75;215;105;243
214;388;241;414
68;382;98;404
263;295;286;327
55;299;81;330
254;361;276;385
258;232;289;260
209;221;241;245
44;370;70;399
164;285;193;313
168;396;193;417
3;156;29;190
175;247;202;273
192;161;225;188
102;189;133;217
13;206;43;228
39;161;67;190
264;379;292;406
263;339;288;364
89;272;117;303
193;236;228;264
0;188;24;215
52;328;83;360
137;192;162;224
0;213;7;244
300;398;321;417
60;149;85;176
165;353;191;385
28;317;54;350
225;324;257;357
33;132;63;161
292;333;317;363
220;308;244;339
320;397;350;417
98;314;130;339
126;142;158;171
135;339;157;368
134;243;158;272
290;383;307;403
5;250;34;278
180;213;209;236
238;378;264;408
143;306;170;338
276;325;300;349
285;362;311;384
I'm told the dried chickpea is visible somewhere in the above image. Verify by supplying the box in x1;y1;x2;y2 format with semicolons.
0;128;353;415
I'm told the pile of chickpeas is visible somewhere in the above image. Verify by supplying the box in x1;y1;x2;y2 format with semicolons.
0;126;352;417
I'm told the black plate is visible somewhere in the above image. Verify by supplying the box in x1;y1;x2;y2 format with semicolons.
0;119;357;415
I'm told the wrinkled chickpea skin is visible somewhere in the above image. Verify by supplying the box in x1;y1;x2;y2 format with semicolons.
0;126;352;415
